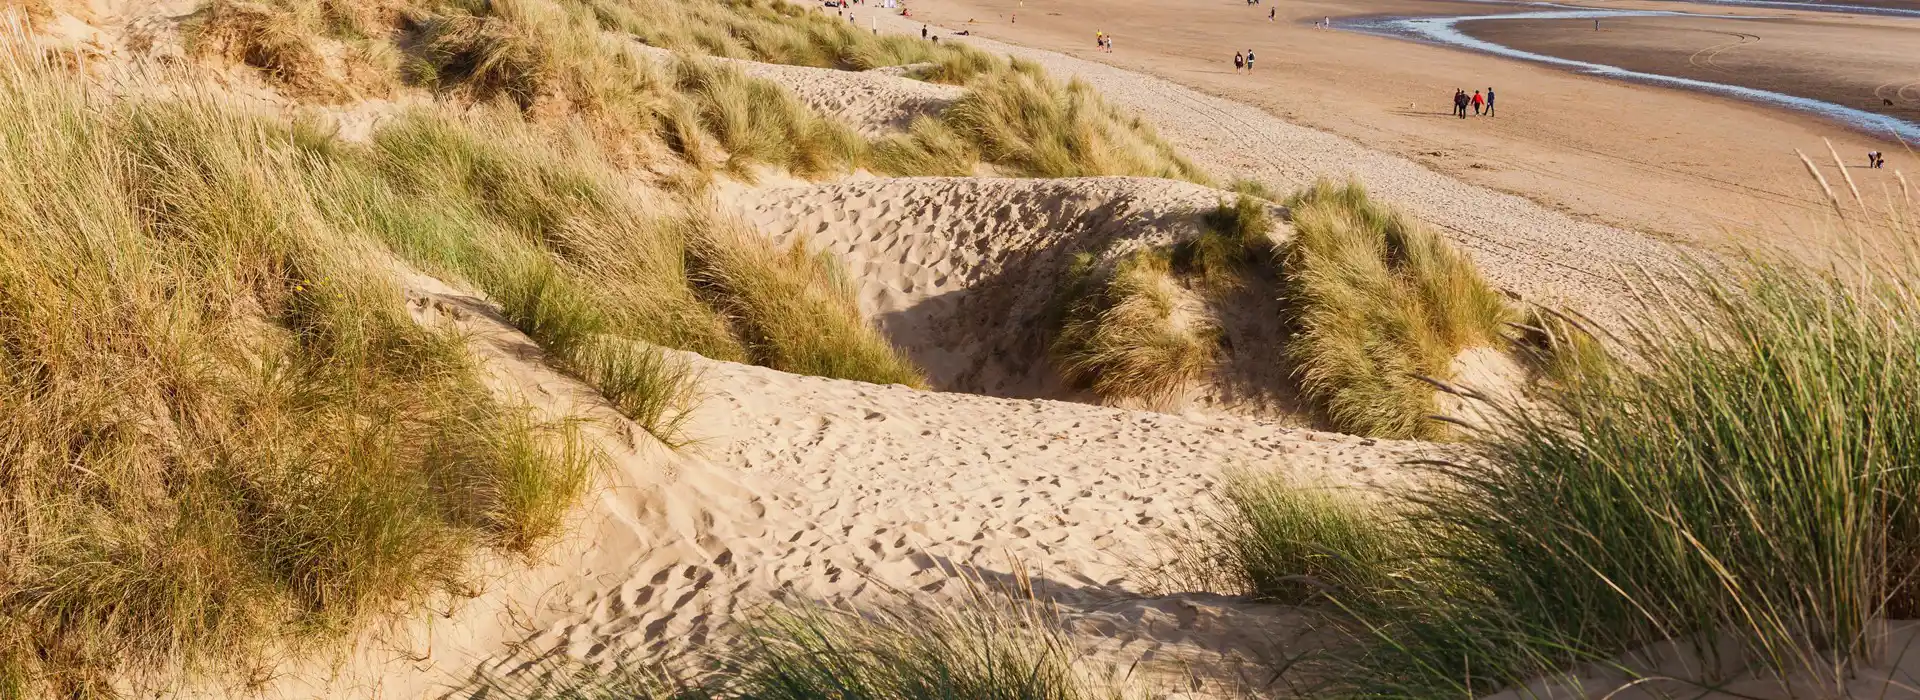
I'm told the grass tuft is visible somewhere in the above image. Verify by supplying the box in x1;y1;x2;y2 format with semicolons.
1202;471;1422;607
1513;305;1610;384
473;575;1120;700
867;115;979;177
671;56;864;178
185;0;342;99
938;62;1206;182
1281;179;1509;439
687;219;927;387
728;594;1109;700
1051;249;1219;403
0;53;592;696
1180;194;1275;289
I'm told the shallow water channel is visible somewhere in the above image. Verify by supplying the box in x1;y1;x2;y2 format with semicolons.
1337;5;1920;142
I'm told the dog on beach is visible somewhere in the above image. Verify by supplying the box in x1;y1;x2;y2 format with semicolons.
1887;98;1896;106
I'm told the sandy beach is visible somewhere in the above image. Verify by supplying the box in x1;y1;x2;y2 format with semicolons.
896;0;1915;262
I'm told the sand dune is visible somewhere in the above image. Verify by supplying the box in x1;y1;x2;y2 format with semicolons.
730;176;1242;398
190;265;1439;699
21;0;1779;695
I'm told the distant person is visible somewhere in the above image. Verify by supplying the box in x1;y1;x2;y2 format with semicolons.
1245;49;1254;72
1105;35;1114;52
1471;89;1485;115
922;24;928;38
1485;87;1495;116
1235;51;1245;72
1453;88;1468;118
1269;8;1275;20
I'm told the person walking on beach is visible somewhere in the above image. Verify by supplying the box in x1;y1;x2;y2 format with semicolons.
1471;89;1485;115
1234;51;1245;72
1453;89;1468;118
921;24;927;38
1269;7;1275;20
1484;87;1495;116
1244;49;1255;72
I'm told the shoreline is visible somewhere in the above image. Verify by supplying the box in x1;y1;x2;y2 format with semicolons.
1333;9;1920;143
888;0;1910;264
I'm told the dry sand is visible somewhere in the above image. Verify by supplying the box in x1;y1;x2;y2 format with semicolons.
170;266;1439;699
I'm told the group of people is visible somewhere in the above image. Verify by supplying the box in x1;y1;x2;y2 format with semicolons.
1868;150;1888;168
1451;87;1494;117
1232;50;1257;73
1094;30;1113;52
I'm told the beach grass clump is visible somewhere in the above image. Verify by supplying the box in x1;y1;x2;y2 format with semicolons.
1051;249;1219;403
686;220;927;387
1349;253;1920;696
401;0;722;167
872;60;1206;182
184;0;342;98
348;108;913;388
585;0;995;82
1203;242;1920;697
473;580;1118;700
0;56;592;697
1281;179;1509;439
1178;194;1275;288
938;61;1207;182
727;594;1109;700
868;115;980;177
1513;305;1610;384
1203;472;1421;607
670;57;865;178
326;106;911;422
911;42;1004;85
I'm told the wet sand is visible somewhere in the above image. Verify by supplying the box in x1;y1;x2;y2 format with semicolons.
904;0;1915;260
1462;13;1920;127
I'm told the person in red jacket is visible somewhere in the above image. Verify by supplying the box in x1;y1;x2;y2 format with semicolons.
1471;89;1486;115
